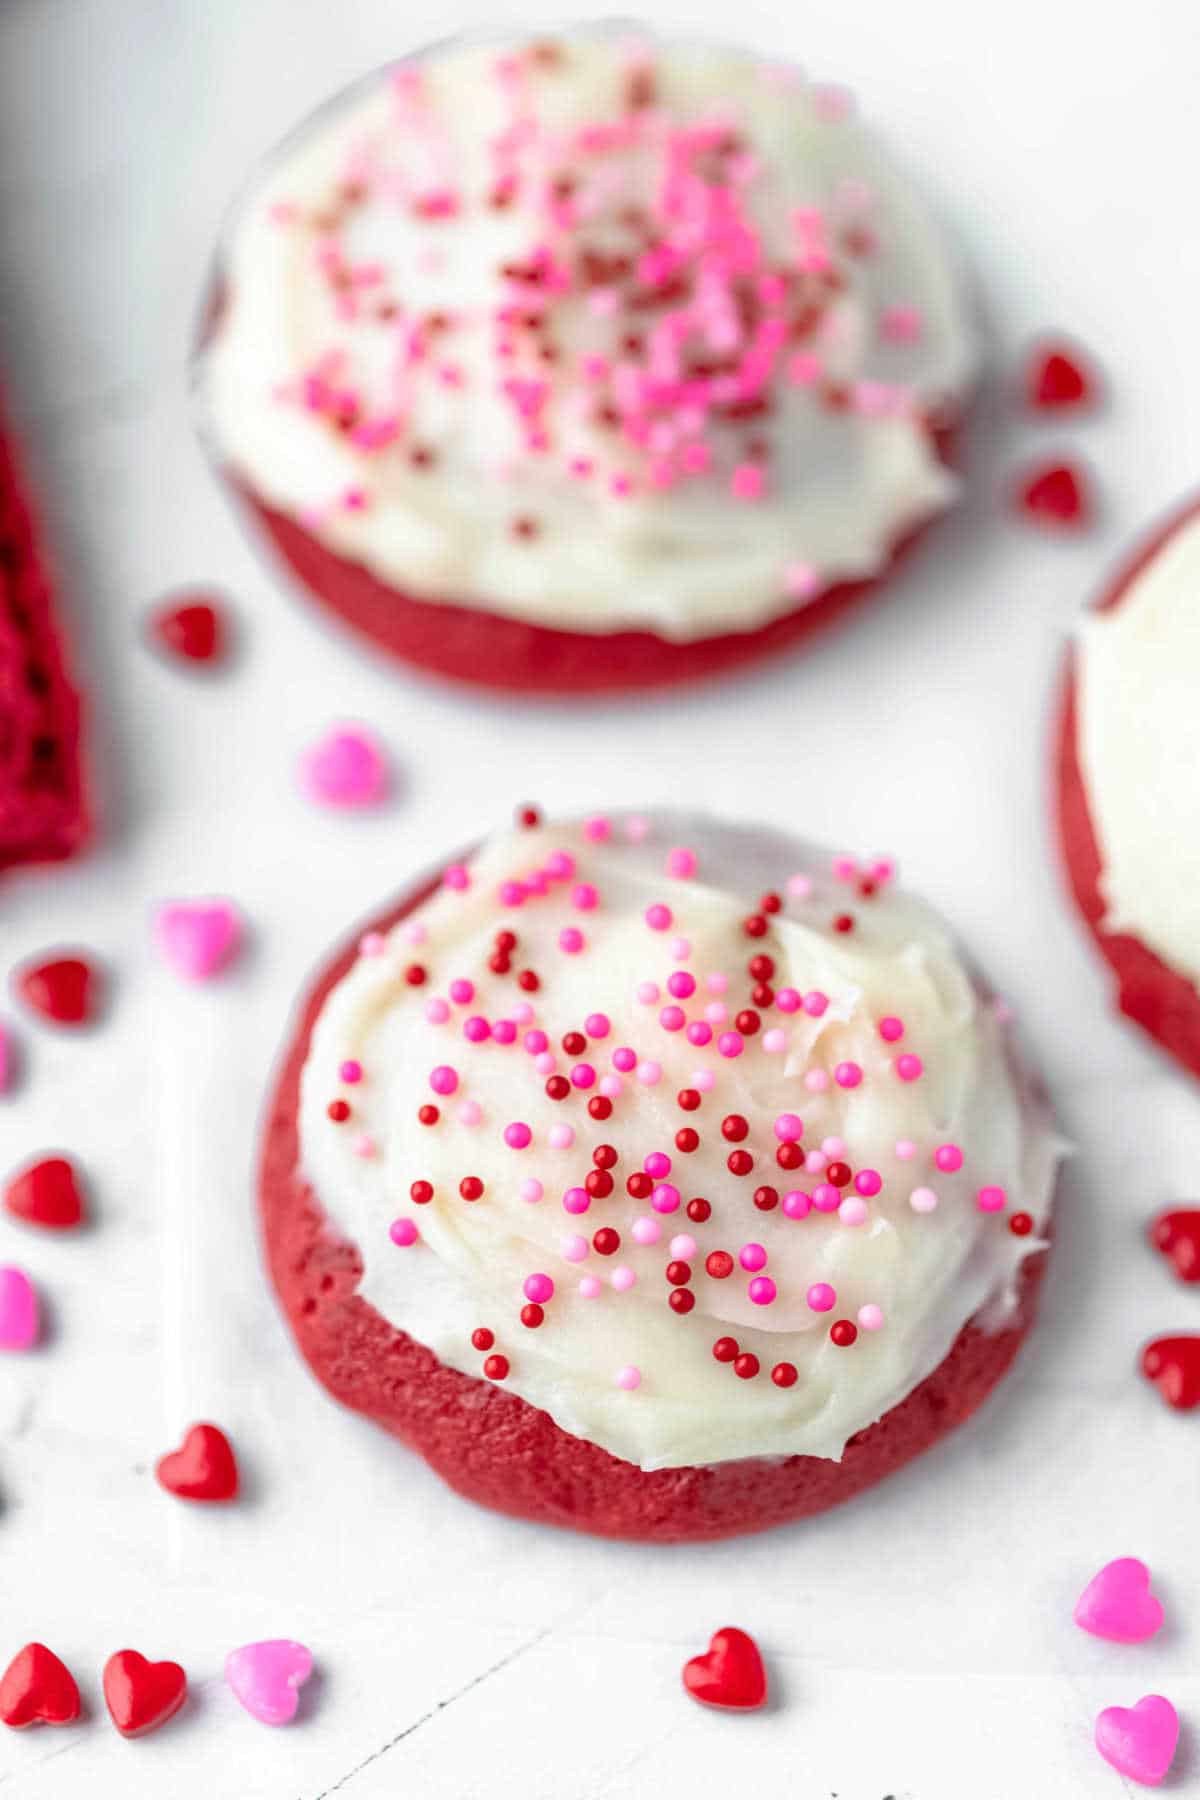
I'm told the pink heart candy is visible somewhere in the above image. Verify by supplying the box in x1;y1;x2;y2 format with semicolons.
1075;1557;1165;1644
155;900;243;982
225;1640;313;1726
1095;1695;1179;1787
0;1267;39;1349
300;726;389;809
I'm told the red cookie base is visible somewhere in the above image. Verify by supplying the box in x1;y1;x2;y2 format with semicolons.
259;868;1048;1543
0;398;87;874
1055;494;1200;1080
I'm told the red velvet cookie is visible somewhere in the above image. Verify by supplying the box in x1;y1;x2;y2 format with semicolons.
260;813;1054;1541
0;396;86;872
201;33;975;695
1055;496;1200;1079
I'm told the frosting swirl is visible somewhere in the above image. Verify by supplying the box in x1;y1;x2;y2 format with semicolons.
299;811;1059;1470
202;31;976;641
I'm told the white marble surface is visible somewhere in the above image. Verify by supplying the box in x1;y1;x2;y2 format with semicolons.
2;1;1200;1795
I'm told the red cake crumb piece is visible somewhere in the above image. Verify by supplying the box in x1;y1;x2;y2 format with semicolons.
1026;342;1097;411
0;398;86;873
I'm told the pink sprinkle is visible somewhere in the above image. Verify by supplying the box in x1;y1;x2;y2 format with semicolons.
389;1218;419;1247
645;1152;672;1179
449;979;474;1005
832;854;858;882
545;850;575;879
637;982;660;1006
707;973;729;995
645;903;673;931
774;1113;804;1143
464;1017;490;1043
499;881;525;908
504;1122;532;1150
625;815;650;842
299;725;390;809
858;1303;885;1331
910;1186;938;1214
784;561;820;600
359;931;386;956
776;987;800;1013
632;1217;661;1246
667;972;696;999
839;1197;868;1226
977;1186;1007;1213
563;1187;590;1215
430;1065;458;1096
805;1070;830;1093
524;1273;554;1304
666;847;697;878
693;1070;716;1092
571;882;599;911
670;937;691;961
549;1124;575;1151
731;463;766;501
834;1061;863;1089
807;1282;837;1313
570;1063;596;1089
351;1134;376;1159
786;873;813;899
559;927;585;954
562;1234;589;1263
524;1030;549;1055
739;1243;767;1273
598;1075;623;1099
718;1032;744;1059
444;865;470;893
782;1190;811;1219
579;1276;602;1299
615;1365;641;1391
895;1139;917;1161
762;1028;787;1053
613;1047;637;1073
879;1017;905;1043
748;1276;777;1305
651;1184;681;1215
896;1054;923;1082
425;997;450;1025
705;1002;728;1026
660;1005;686;1032
457;1100;482;1127
880;303;923;344
584;816;612;842
813;1184;841;1213
803;991;829;1017
637;1061;662;1086
585;1013;611;1038
670;1234;697;1260
611;1266;636;1293
806;1150;828;1174
520;1179;544;1204
934;1144;964;1174
403;922;426;945
854;1169;882;1197
492;1021;517;1046
512;1001;535;1026
340;1059;363;1084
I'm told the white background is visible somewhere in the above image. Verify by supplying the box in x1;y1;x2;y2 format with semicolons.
2;0;1200;1795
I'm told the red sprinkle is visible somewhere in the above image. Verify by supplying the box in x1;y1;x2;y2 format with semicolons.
830;1320;858;1348
1026;343;1096;411
471;1327;494;1351
712;1336;739;1363
483;1354;509;1381
771;1362;798;1388
1016;459;1090;529
733;1352;760;1380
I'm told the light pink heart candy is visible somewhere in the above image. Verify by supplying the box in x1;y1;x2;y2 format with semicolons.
155;900;243;982
0;1267;39;1349
300;726;389;809
225;1639;313;1726
1075;1557;1164;1644
1095;1695;1179;1787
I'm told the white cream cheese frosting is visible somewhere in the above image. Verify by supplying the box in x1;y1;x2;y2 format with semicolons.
1077;503;1200;990
298;810;1059;1471
202;31;977;642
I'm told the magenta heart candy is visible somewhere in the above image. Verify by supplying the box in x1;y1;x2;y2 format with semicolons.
0;1267;39;1349
1074;1558;1164;1644
155;900;243;982
1095;1695;1179;1787
300;726;389;809
225;1640;312;1726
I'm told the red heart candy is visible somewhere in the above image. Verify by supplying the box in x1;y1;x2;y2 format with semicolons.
0;1643;81;1728
4;1157;85;1231
102;1650;187;1737
149;594;228;665
1027;344;1096;411
682;1627;767;1710
1141;1336;1200;1410
1016;460;1090;529
155;1422;239;1501
1149;1211;1200;1284
14;956;100;1026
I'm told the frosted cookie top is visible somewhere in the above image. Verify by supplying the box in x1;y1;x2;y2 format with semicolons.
299;810;1059;1472
1077;502;1200;990
203;32;977;642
